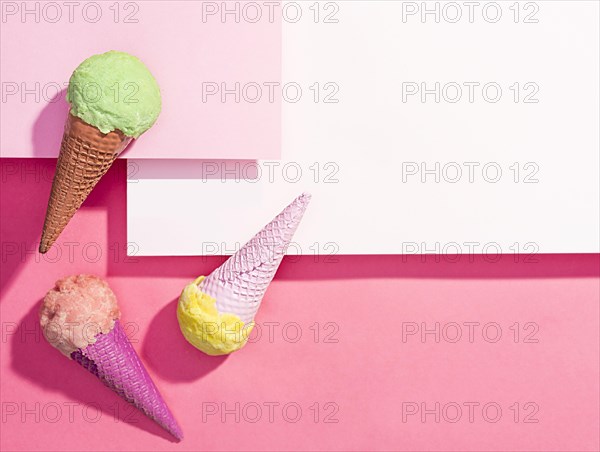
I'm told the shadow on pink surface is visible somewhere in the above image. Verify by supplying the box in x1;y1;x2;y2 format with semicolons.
30;88;140;159
31;89;69;158
110;253;600;279
1;160;54;298
0;158;116;299
141;297;228;382
10;301;178;442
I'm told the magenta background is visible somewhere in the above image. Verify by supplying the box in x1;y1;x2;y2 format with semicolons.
0;1;281;160
1;159;599;451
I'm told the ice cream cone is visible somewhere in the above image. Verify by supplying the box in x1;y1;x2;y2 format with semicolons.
39;50;161;253
71;320;183;440
40;275;182;440
203;192;311;323
39;114;131;253
177;193;311;355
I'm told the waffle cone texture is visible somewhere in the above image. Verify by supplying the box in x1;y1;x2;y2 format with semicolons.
200;193;311;324
71;320;183;440
39;114;131;253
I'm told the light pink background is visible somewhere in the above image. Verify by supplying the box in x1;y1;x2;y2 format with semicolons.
0;1;281;159
1;159;599;451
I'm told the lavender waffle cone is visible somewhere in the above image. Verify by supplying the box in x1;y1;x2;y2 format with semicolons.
200;193;311;324
71;320;183;440
40;114;131;253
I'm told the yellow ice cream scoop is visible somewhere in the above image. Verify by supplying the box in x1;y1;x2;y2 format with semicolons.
177;276;253;356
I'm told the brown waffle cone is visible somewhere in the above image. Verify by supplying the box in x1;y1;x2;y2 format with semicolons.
39;114;132;253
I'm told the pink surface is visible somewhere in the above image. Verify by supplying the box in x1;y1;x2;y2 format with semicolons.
0;1;281;159
1;158;599;451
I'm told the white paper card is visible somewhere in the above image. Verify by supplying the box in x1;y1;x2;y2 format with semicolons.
127;1;600;255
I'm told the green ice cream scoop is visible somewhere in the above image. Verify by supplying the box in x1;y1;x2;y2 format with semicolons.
67;51;161;138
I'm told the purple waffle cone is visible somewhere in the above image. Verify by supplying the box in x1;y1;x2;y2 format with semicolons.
71;320;183;440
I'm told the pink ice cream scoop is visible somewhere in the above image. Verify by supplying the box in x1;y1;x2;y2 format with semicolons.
40;275;183;440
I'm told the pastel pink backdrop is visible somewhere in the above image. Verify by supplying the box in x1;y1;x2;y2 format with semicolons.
1;159;598;451
0;1;281;159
